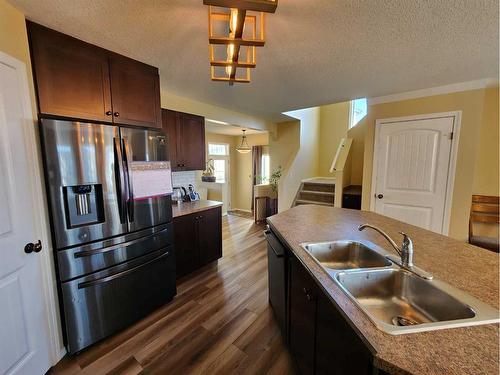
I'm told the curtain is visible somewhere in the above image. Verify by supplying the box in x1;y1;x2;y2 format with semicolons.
251;145;263;211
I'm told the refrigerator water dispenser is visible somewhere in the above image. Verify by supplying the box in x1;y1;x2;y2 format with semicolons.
63;184;104;228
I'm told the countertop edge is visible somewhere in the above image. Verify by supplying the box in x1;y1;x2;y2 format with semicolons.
172;200;223;218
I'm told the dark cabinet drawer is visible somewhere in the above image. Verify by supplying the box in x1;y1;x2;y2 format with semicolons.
57;223;173;281
61;247;175;353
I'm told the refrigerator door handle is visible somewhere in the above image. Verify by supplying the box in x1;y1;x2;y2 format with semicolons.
122;137;135;222
113;137;127;223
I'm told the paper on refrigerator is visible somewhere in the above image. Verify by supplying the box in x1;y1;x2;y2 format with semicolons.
129;161;173;200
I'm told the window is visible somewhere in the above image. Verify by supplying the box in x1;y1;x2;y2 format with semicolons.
349;98;367;128
208;143;229;156
208;143;229;183
261;154;270;184
213;159;226;183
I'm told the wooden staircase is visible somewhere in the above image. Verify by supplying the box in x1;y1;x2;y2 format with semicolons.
293;178;336;207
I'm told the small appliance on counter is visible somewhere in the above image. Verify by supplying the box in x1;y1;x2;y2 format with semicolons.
188;184;200;201
172;186;190;203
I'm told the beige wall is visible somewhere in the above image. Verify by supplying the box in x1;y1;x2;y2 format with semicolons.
270;107;321;211
349;88;498;241
318;102;350;176
0;0;37;116
472;87;499;238
232;133;269;211
205;131;269;212
160;90;275;134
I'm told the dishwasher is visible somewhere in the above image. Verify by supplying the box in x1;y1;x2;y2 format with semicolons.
265;227;288;341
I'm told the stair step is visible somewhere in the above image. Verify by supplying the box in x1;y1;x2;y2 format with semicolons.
302;183;335;193
300;190;334;196
295;199;335;206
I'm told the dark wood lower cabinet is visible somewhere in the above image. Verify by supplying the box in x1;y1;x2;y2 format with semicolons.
173;207;222;279
267;229;377;375
289;256;318;375
316;293;373;375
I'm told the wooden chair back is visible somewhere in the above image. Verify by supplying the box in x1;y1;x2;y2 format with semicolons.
469;195;500;240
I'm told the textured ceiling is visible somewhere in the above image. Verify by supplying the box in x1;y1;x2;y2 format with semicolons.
9;0;499;121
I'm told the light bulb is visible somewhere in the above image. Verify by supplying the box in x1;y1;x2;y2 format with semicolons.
229;8;238;33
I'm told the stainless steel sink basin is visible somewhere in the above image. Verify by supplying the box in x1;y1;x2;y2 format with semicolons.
336;268;499;334
302;240;391;270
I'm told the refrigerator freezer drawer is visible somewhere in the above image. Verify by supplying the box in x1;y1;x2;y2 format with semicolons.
57;223;173;281
60;247;175;354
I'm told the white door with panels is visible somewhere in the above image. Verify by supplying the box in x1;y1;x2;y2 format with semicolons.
0;54;52;374
372;115;457;234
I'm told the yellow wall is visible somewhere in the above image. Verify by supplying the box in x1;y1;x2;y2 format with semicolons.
205;131;269;212
318;102;350;176
0;0;37;116
348;88;498;241
270;107;321;211
232;133;269;211
160;90;275;134
472;87;499;238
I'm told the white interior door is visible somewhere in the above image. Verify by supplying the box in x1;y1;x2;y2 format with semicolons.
0;57;52;374
372;116;455;233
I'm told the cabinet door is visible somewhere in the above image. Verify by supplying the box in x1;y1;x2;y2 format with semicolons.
178;112;206;171
162;109;181;170
289;256;317;375
173;213;199;279
27;21;113;122
109;53;161;128
198;207;222;265
316;294;373;375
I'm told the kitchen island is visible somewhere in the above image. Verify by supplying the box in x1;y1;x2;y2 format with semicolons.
267;205;499;375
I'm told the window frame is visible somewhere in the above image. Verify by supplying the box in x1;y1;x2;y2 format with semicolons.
349;98;367;129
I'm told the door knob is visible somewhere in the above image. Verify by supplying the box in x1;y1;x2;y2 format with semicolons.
105;110;112;116
377;194;384;199
24;240;42;254
114;112;120;117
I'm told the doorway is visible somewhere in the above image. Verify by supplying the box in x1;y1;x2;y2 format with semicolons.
370;112;461;234
0;52;55;374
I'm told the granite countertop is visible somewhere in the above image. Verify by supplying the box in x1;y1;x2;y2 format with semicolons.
172;200;223;218
267;205;499;375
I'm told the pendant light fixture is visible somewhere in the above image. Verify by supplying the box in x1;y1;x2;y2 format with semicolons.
236;129;252;153
204;0;278;85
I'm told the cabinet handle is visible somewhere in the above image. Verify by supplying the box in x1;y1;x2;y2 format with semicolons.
114;112;120;117
105;110;112;116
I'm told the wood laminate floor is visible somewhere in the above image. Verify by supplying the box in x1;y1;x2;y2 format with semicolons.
50;215;296;375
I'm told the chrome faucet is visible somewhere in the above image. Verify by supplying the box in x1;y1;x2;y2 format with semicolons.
358;223;432;279
358;224;413;267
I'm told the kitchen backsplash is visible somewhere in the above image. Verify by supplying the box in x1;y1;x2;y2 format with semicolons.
171;171;197;188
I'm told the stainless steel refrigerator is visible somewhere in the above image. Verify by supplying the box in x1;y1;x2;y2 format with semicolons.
39;119;175;354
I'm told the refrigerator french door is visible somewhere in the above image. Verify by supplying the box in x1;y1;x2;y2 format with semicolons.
40;119;175;354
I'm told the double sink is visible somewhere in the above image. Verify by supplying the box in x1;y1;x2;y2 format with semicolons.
301;240;499;334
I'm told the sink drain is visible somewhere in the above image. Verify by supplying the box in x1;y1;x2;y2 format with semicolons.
392;316;419;326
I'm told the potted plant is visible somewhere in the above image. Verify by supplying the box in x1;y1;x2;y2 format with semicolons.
268;166;282;215
201;159;216;182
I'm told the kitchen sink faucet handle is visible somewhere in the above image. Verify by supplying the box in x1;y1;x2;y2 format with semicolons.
398;232;413;267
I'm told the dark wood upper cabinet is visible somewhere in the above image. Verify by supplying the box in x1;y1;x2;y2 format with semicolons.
27;21;112;123
109;53;161;128
161;109;205;171
27;21;161;128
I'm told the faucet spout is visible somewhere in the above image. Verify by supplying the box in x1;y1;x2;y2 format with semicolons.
358;224;413;267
